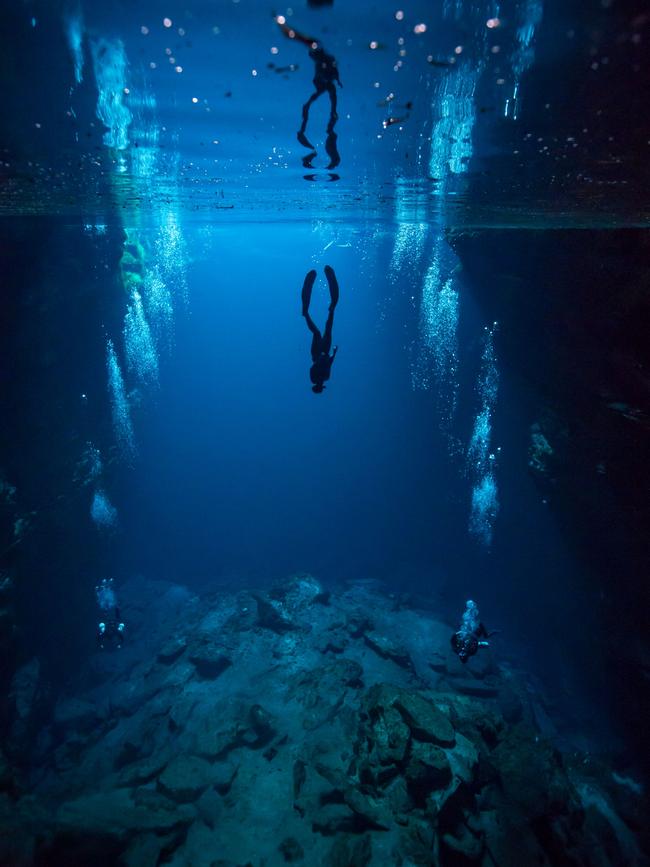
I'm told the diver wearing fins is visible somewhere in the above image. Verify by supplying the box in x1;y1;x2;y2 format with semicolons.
450;599;497;664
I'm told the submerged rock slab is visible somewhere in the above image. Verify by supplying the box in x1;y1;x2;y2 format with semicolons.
56;789;194;838
363;631;415;672
157;755;214;803
188;637;232;680
405;741;452;803
393;692;456;747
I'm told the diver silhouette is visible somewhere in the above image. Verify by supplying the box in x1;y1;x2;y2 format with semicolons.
276;18;341;170
301;265;339;393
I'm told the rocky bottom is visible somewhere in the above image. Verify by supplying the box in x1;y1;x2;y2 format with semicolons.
2;575;648;867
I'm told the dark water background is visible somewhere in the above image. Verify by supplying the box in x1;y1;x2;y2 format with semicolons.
1;0;649;783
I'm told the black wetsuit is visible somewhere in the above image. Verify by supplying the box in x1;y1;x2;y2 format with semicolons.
451;623;488;663
97;607;124;649
301;266;339;391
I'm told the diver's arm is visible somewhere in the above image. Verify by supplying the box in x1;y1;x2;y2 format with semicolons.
331;346;338;360
276;19;317;47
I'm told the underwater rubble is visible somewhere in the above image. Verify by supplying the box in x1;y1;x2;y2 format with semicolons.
1;575;648;867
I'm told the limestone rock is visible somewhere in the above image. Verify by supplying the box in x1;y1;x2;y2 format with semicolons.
363;631;414;671
441;823;485;863
53;697;103;734
188;637;232;680
270;572;329;612
117;751;170;788
447;732;479;786
448;675;500;698
157;635;187;665
122;833;166;867
157;755;213;803
278;836;304;862
345;611;373;638
372;705;411;768
194;718;241;761
491;731;577;820
394;692;456;747
327;834;372;867
252;592;297;633
405;741;452;803
56;788;193;838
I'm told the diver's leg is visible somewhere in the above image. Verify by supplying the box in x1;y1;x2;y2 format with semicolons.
324;85;341;169
324;265;339;309
301;269;317;315
310;328;323;361
321;312;334;354
326;84;338;128
298;88;323;148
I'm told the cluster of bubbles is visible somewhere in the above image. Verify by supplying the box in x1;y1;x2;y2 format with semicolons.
106;339;136;461
90;38;132;153
429;65;478;183
459;599;480;638
467;326;500;547
141;265;174;352
390;223;428;283
74;442;103;486
155;210;189;305
410;237;461;445
95;578;117;611
124;290;159;387
90;489;118;530
64;11;84;85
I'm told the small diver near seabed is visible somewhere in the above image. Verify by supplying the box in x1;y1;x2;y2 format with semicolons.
276;16;342;175
95;578;125;650
450;599;498;664
301;265;339;393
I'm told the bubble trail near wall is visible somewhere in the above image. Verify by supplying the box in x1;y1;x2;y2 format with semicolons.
106;339;136;460
467;326;500;547
124;291;159;388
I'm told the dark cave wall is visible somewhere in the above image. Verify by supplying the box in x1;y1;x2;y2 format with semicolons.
451;227;650;771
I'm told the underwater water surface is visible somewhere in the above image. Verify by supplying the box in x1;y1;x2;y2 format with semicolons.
1;0;650;865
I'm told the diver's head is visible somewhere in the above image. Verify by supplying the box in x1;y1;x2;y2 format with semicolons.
312;384;325;394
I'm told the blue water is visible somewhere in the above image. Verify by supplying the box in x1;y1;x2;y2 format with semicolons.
1;0;650;863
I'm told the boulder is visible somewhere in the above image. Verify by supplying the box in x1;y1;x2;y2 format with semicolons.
385;777;414;823
117;752;170;788
345;611;373;638
448;676;500;698
372;706;411;768
491;731;577;820
441;823;485;864
188;638;232;680
278;836;305;862
122;833;166;867
157;755;213;803
363;632;414;672
56;789;193;838
405;742;452;803
252;593;297;633
53;698;103;735
497;687;524;724
193;717;241;761
314;763;390;830
157;635;187;665
248;704;274;743
312;803;358;836
212;760;238;795
270;572;329;611
447;732;479;786
328;834;372;867
10;658;40;722
394;692;456;747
